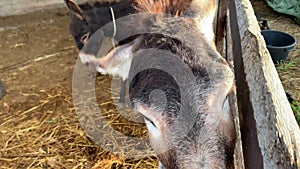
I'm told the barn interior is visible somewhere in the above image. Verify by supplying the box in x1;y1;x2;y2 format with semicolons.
0;0;299;168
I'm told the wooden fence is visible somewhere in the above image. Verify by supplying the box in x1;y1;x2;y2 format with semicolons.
216;0;300;168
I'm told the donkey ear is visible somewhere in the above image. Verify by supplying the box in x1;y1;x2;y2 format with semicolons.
79;35;144;80
64;0;84;20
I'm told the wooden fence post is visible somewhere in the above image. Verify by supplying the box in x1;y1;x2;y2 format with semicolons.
229;0;300;168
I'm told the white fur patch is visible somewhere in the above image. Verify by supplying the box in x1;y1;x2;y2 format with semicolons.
199;14;215;44
79;52;96;65
158;161;166;169
222;97;230;122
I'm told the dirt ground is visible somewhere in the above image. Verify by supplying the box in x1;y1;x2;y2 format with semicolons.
0;1;299;169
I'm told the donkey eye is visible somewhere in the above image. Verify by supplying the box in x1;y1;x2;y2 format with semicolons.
82;19;87;24
144;116;156;128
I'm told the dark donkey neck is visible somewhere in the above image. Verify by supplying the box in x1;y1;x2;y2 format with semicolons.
69;0;136;50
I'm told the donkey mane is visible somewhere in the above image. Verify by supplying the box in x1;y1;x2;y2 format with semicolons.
134;0;191;16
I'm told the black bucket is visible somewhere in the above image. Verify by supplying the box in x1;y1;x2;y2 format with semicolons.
261;30;297;63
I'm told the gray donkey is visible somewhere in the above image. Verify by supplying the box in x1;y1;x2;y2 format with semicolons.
79;0;236;168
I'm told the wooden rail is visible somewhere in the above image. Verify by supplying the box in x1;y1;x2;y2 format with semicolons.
228;0;300;168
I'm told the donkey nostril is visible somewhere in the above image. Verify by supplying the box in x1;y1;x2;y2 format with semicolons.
85;62;89;66
80;32;90;44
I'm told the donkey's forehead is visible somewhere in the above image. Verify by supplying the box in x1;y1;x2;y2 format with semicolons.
78;3;93;11
70;17;87;33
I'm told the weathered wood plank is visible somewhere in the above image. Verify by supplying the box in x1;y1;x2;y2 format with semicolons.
225;8;245;169
0;0;86;17
215;2;245;168
230;1;263;168
230;0;300;168
229;90;246;169
215;0;229;57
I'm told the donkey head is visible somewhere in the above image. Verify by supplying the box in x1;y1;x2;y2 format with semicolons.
77;0;236;168
65;0;93;49
65;0;135;50
82;31;236;169
127;33;236;169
